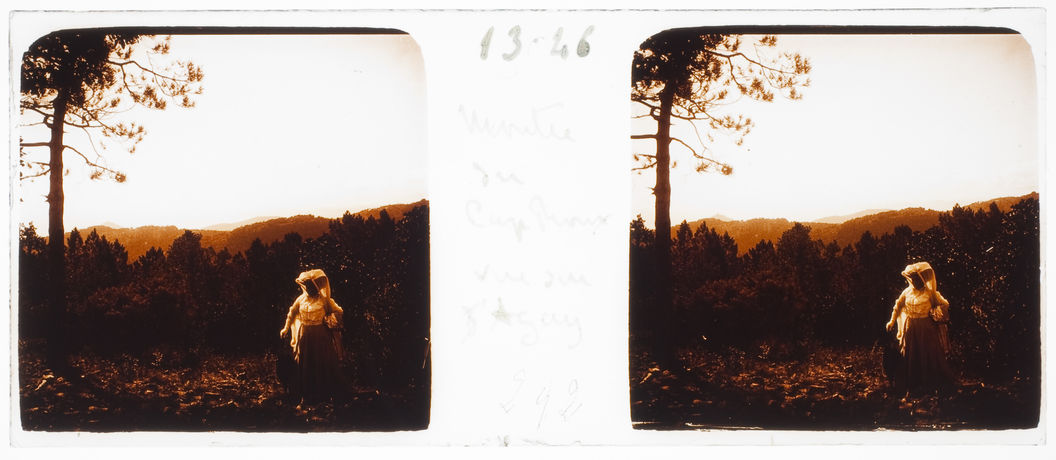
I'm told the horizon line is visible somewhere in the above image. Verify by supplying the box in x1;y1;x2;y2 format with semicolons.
22;197;430;234
637;191;1039;229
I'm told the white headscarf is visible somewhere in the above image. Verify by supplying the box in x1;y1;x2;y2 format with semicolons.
295;268;332;299
901;261;937;292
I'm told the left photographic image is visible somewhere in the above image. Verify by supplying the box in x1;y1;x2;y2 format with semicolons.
15;28;430;432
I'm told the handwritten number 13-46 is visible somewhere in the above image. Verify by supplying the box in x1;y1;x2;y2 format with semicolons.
480;26;594;60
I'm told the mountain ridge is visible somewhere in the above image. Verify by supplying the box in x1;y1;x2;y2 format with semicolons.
674;192;1037;254
810;209;891;225
70;199;428;259
201;216;281;232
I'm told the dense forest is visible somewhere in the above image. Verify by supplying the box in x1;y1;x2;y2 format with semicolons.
18;204;430;431
630;197;1041;429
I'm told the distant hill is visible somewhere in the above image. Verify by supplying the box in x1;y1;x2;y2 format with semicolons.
202;216;280;231
72;225;226;261
69;199;428;259
677;193;1037;254
201;215;332;255
811;209;890;224
347;199;426;222
812;207;940;248
963;192;1038;213
682;217;826;254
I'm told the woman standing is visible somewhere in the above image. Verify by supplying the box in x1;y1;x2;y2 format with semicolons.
280;269;344;405
885;262;956;394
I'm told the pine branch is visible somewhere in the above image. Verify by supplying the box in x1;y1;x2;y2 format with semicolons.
64;144;123;178
20;168;51;181
704;49;795;75
632;161;658;171
632;98;660;111
107;59;196;84
669;136;700;158
669;112;707;122
78;126;107;159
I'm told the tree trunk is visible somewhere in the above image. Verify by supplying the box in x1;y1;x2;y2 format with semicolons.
652;86;677;369
46;90;68;372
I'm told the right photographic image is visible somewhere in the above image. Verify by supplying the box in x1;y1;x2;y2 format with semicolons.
629;27;1040;430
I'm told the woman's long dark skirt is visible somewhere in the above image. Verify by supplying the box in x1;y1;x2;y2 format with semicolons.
901;317;956;394
296;324;339;404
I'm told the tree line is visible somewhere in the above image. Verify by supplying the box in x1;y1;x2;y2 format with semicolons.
630;197;1040;387
19;205;430;396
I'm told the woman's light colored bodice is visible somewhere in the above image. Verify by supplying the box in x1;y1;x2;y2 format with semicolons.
902;288;934;318
298;296;328;325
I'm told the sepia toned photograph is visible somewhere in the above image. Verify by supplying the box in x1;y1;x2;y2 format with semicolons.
629;27;1040;430
15;27;430;432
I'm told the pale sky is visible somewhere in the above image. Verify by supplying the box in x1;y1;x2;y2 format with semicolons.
18;34;427;231
632;34;1039;226
16;33;1039;232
